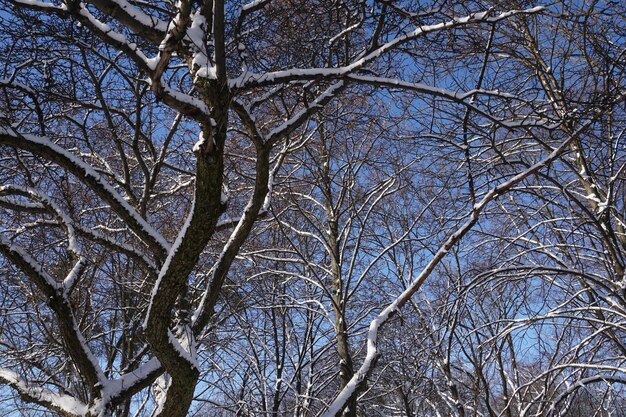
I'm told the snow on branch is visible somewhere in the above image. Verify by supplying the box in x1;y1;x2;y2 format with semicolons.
0;368;88;417
151;81;210;118
187;10;216;81
0;127;170;258
145;199;196;332
0;77;36;95
8;0;65;12
73;224;158;272
0;196;46;213
231;6;545;90
191;145;273;332
87;0;169;42
13;0;208;122
0;188;157;272
0;235;61;292
68;3;157;71
0;184;87;295
0;235;107;394
0;185;81;257
241;0;270;12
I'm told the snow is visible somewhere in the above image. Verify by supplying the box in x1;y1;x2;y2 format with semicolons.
145;56;159;71
0;78;35;94
192;131;206;152
168;328;199;370
0;195;44;210
152;81;210;115
13;0;64;10
186;10;217;80
5;185;82;256
114;358;160;391
266;82;345;141
106;0;168;32
241;0;267;11
187;11;206;49
159;20;177;51
221;185;230;205
585;193;602;204
321;301;398;417
196;64;217;80
153;373;171;415
320;120;583;417
348;74;517;102
488;6;545;22
191;198;258;325
71;317;108;384
62;256;87;295
88;357;162;414
261;167;275;212
0;191;107;397
235;18;459;87
329;22;361;45
215;213;235;228
76;225;158;271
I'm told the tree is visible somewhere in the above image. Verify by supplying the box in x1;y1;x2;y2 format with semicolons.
1;1;625;417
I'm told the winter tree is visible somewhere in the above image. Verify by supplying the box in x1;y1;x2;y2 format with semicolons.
0;1;625;417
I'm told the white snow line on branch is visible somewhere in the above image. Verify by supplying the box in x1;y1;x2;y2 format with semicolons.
77;5;155;69
0;368;88;417
105;0;169;32
146;196;195;315
11;0;63;10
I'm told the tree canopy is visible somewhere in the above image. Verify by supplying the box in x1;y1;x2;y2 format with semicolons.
1;0;625;416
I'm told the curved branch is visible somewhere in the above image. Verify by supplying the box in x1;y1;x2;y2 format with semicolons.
0;369;87;417
86;0;168;43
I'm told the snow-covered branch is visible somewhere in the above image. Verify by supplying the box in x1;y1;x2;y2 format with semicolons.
0;369;87;417
0;128;169;259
